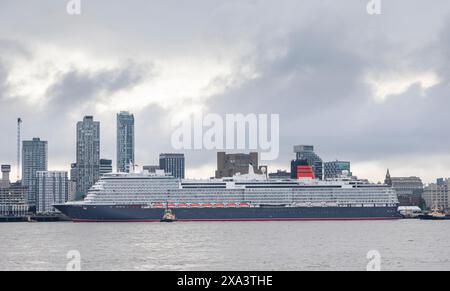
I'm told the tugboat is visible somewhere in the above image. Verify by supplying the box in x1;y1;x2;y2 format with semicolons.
419;206;450;220
160;208;177;223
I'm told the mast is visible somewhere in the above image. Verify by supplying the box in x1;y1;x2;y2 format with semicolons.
17;118;22;182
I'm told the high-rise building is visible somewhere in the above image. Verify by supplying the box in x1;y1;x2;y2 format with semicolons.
76;116;100;196
100;159;113;176
36;171;68;214
159;153;185;179
293;145;323;180
215;152;265;178
22;137;48;207
324;160;351;179
1;164;28;216
423;179;449;210
117;111;135;173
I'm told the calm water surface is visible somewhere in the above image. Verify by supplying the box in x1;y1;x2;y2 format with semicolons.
0;220;449;271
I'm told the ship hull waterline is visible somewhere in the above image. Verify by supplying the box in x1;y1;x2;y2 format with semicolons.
54;205;401;223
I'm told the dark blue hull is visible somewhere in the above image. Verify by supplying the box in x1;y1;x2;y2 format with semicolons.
54;205;401;222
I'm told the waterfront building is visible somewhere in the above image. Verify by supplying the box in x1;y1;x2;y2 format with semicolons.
159;153;185;179
68;180;77;202
36;171;68;214
215;152;265;178
100;159;113;176
385;169;392;186
70;163;77;182
385;172;424;207
117;111;135;173
423;179;450;210
293;145;323;180
0;165;11;188
385;170;424;207
69;163;81;201
0;165;28;216
324;160;351;179
76;116;100;196
22;138;48;207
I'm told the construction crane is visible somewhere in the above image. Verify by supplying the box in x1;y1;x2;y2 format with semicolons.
17;118;22;182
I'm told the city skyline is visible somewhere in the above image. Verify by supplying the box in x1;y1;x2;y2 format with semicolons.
1;1;450;183
1;112;449;184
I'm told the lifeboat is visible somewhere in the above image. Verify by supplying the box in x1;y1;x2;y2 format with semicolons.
201;203;213;208
177;203;188;208
190;203;200;208
153;203;165;208
214;203;225;208
167;204;176;208
239;203;250;208
227;203;237;208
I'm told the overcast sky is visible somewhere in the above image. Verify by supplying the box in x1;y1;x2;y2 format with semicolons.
1;0;450;183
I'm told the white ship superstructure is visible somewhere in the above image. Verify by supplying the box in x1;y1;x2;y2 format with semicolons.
56;167;400;222
72;169;398;208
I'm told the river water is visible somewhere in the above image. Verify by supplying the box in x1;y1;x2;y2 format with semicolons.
0;220;449;271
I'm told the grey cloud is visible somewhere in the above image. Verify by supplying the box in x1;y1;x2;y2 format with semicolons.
46;61;153;109
1;0;450;181
134;104;173;165
0;56;155;170
0;62;7;97
200;7;450;177
0;39;30;99
0;38;30;58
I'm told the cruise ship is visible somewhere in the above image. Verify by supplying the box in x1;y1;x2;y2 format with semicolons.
55;167;400;222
